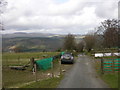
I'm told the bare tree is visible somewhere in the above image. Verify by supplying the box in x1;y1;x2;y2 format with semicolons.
95;19;119;48
76;41;84;52
84;33;95;52
63;34;76;51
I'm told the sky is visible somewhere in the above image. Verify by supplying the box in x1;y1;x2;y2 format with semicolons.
1;0;119;34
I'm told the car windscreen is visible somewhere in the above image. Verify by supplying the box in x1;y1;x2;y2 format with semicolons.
63;54;72;57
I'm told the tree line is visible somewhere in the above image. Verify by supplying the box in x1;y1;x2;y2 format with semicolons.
63;19;120;53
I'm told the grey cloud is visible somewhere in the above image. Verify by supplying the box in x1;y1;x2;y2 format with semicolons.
3;0;118;34
94;1;118;19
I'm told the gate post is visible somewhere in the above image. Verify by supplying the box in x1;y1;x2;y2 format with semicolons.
111;51;115;73
30;57;34;70
101;58;104;74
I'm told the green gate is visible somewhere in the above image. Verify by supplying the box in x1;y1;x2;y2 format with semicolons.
102;58;120;72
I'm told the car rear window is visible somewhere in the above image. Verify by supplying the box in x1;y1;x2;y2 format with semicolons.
63;54;72;57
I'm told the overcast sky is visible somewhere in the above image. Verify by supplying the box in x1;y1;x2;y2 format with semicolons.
1;0;119;34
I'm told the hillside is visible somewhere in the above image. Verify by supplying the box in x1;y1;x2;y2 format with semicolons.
2;33;85;52
2;32;65;38
2;37;64;52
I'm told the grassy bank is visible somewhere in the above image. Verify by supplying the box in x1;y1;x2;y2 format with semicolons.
21;75;63;88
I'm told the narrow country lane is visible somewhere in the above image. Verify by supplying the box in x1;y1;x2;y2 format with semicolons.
58;55;109;88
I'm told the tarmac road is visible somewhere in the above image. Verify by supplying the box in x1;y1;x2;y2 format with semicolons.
58;55;109;88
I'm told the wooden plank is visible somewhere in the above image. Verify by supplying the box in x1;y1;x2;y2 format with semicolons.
114;62;120;63
104;71;112;73
103;66;112;67
104;69;112;71
114;68;120;70
103;68;112;70
103;61;112;62
114;58;120;60
114;69;120;71
103;64;112;66
103;63;112;64
113;66;120;67
104;59;113;60
103;61;112;63
103;66;112;68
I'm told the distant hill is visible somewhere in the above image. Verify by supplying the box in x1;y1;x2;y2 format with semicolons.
2;32;65;38
2;32;85;38
2;33;85;52
2;37;64;52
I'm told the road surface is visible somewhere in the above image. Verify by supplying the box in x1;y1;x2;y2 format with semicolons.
58;55;109;88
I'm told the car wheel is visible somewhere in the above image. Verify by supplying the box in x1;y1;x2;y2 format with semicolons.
61;61;64;64
71;61;74;64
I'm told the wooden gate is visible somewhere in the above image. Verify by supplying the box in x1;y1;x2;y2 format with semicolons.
101;58;120;74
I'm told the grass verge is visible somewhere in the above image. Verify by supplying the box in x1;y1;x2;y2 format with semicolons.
100;73;118;88
21;75;63;88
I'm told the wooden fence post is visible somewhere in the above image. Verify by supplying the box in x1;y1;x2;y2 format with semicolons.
30;57;34;70
51;61;54;78
59;60;62;76
101;58;104;74
34;64;37;82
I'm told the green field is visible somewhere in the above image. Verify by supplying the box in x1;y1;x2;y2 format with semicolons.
2;52;60;60
2;52;61;88
2;52;60;66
